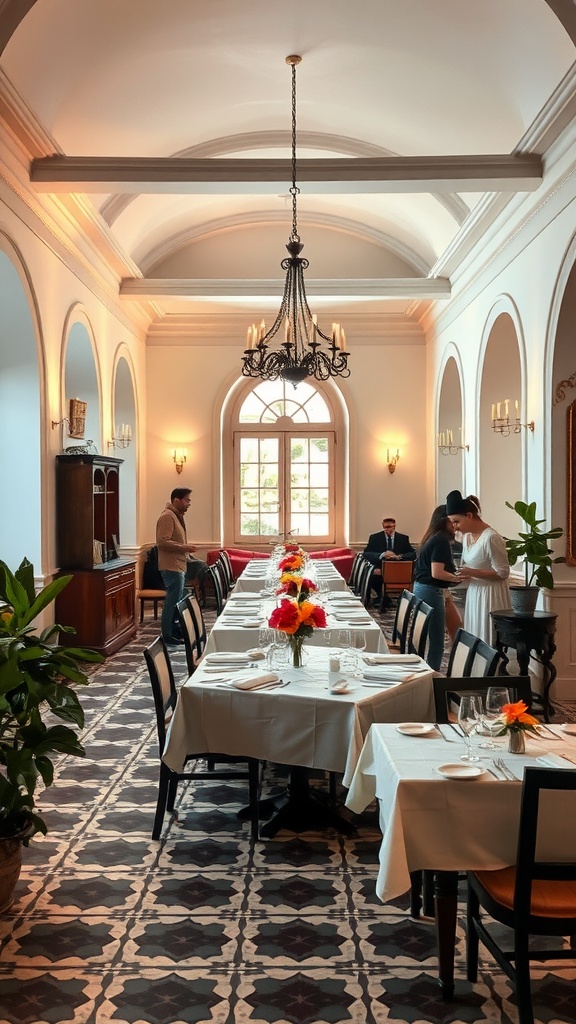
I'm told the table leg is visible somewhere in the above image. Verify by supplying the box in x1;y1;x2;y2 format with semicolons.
259;766;357;838
433;870;458;1001
540;636;557;722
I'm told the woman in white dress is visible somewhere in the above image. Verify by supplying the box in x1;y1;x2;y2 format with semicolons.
446;490;510;643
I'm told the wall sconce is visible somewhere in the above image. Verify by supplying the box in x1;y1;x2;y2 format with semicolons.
437;428;469;455
172;448;187;474
52;398;87;438
387;448;400;474
108;424;132;450
491;399;534;436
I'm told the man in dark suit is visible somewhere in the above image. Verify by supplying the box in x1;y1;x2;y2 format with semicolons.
363;516;416;604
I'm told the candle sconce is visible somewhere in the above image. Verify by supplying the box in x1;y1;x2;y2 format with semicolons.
387;448;400;474
491;400;534;436
108;424;132;450
437;430;468;455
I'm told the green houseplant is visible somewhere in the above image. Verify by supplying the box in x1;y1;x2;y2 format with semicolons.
504;500;565;613
0;557;102;910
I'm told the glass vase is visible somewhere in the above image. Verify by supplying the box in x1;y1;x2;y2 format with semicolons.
290;635;307;668
508;730;526;754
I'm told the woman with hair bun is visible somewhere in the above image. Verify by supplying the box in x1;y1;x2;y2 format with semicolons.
413;504;461;670
446;490;510;643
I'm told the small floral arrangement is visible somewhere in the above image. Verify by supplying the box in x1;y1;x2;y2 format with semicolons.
268;596;327;666
278;552;305;573
496;700;539;736
276;574;317;599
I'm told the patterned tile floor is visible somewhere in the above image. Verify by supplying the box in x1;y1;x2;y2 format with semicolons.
1;608;575;1024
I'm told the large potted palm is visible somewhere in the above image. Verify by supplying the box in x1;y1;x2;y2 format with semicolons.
0;557;102;911
504;500;565;613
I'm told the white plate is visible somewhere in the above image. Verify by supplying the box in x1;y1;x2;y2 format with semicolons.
437;763;486;780
329;684;351;695
396;722;437;736
562;723;576;735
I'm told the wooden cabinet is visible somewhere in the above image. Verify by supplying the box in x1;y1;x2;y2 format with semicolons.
55;455;136;655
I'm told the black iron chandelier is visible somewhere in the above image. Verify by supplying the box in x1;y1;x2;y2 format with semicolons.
241;55;350;386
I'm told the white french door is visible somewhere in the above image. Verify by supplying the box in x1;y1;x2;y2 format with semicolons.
234;430;335;544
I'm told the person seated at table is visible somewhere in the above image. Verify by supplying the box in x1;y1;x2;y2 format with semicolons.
363;516;416;606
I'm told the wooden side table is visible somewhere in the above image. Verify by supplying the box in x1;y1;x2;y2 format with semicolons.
490;609;558;722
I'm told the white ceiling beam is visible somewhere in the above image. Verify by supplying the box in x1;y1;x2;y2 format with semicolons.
119;277;451;300
31;155;542;194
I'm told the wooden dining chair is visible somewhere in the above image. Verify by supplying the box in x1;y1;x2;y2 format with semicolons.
143;636;260;841
433;675;533;722
176;596;200;676
468;638;500;677
217;550;236;591
206;562;227;614
357;558;375;608
379;559;414;611
466;766;576;1024
407;599;433;659
347;552;366;594
389;589;416;651
445;627;480;676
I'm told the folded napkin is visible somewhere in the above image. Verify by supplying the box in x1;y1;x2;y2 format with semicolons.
363;654;421;665
205;652;251;664
246;648;266;660
333;613;372;623
536;753;576;769
229;673;280;690
362;666;424;682
229;593;264;601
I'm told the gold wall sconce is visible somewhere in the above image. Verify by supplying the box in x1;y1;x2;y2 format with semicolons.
491;399;534;435
108;424;132;450
387;448;400;474
437;428;469;455
172;448;187;474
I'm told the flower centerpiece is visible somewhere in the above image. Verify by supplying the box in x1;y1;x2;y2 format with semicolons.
496;699;539;753
268;583;327;667
278;551;305;574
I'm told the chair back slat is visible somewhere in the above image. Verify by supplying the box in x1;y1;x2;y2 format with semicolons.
176;599;198;675
207;563;226;614
348;552;365;593
186;592;207;653
391;589;416;650
408;599;433;658
357;559;374;608
143;637;178;753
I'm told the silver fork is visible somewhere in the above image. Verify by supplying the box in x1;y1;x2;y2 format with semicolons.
496;758;517;781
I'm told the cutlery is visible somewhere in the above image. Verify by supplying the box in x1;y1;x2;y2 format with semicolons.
559;752;576;766
495;758;517;781
435;724;458;742
483;764;502;780
491;759;507;780
449;723;463;738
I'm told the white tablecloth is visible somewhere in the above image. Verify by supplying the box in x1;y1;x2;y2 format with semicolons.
234;559;349;594
345;723;576;902
163;647;435;785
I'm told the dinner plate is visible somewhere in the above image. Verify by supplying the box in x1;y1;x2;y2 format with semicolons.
437;763;486;780
396;722;437;736
562;723;576;735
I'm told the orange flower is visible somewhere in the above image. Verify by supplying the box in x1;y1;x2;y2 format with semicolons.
500;700;539;731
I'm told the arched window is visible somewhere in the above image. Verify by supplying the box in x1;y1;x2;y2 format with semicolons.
232;379;338;544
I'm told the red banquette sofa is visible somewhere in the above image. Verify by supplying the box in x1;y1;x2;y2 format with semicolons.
207;546;355;581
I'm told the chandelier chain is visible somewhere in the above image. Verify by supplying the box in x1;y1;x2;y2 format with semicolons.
290;61;300;243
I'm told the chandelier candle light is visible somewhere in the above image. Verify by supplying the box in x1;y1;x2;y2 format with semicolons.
241;56;350;387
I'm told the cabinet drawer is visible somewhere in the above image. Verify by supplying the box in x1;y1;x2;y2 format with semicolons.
104;567;135;593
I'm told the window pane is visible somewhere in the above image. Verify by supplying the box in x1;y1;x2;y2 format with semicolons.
240;465;259;487
260;438;279;461
310;514;329;535
310;437;329;460
290;513;309;534
310;489;329;510
240;438;259;461
310;464;329;487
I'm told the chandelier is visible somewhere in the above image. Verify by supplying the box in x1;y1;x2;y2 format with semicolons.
241;55;350;386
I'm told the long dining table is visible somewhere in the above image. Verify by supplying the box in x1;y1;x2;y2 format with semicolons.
345;721;576;998
163;559;436;835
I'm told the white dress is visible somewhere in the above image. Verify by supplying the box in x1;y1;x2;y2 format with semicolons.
461;528;510;643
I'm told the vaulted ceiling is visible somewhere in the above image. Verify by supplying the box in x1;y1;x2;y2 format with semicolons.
1;0;575;338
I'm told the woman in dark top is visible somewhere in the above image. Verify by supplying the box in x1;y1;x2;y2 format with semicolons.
413;505;461;670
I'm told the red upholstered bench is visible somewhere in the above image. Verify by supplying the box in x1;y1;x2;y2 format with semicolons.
309;547;355;580
207;548;270;579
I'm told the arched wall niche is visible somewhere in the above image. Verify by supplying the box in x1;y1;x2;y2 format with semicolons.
0;233;44;573
547;234;576;578
61;307;101;453
112;349;138;549
478;300;524;536
437;349;465;503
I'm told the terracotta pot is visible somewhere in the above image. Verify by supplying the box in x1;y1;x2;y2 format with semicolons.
0;836;24;914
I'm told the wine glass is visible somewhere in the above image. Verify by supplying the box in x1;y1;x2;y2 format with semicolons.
351;630;367;675
478;686;511;749
457;694;482;761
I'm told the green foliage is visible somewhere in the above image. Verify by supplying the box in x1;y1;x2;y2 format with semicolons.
504;501;565;589
0;558;103;842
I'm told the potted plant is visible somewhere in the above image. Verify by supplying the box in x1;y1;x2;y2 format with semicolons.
504;500;565;613
0;557;102;911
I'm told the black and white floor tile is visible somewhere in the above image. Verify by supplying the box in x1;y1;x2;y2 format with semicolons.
1;606;575;1024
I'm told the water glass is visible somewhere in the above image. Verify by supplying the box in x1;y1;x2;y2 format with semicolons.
457;694;482;761
478;686;510;749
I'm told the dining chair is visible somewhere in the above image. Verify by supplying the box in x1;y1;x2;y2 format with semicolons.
217;551;236;593
445;627;480;677
407;599;433;659
143;636;260;841
175;596;200;676
184;591;207;656
468;638;500;677
357;558;375;608
379;559;414;611
347;552;366;594
388;589;416;651
433;675;533;722
466;766;576;1024
206;562;227;614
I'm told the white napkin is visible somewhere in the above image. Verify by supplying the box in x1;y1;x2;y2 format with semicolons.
362;666;424;682
229;593;264;601
363;654;421;665
205;652;252;664
239;619;264;628
246;648;266;660
229;673;280;690
333;613;372;623
536;753;576;769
